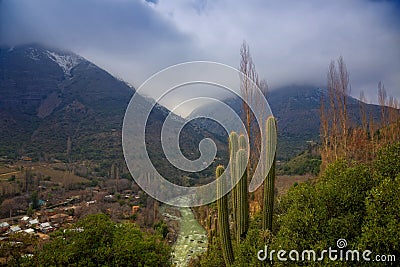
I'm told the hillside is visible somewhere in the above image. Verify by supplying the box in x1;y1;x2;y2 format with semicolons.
0;45;226;183
189;85;382;159
0;45;132;160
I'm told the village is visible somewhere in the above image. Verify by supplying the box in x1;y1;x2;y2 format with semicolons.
0;189;142;240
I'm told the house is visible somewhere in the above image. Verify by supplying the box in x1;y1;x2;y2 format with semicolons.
28;219;39;227
21;216;30;222
9;225;22;233
86;200;96;206
0;222;10;233
0;222;10;228
39;222;53;233
24;228;35;234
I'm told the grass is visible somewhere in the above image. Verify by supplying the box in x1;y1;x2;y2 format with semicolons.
30;166;89;186
0;162;89;194
275;174;314;195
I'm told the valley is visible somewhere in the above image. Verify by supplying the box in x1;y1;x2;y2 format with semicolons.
1;44;399;266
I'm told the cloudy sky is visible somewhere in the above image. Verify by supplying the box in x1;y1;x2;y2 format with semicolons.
1;0;400;111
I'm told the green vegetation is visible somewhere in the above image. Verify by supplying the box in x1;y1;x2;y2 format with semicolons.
198;142;400;266
262;116;277;232
216;165;235;266
16;214;171;266
277;150;321;176
228;132;239;234
235;148;248;243
153;220;169;239
211;117;278;266
29;191;39;209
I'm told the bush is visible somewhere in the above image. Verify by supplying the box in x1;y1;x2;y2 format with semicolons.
272;143;400;264
24;214;171;266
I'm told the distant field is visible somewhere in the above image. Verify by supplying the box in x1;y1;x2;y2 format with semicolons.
30;166;89;186
0;162;89;191
0;167;11;173
275;174;314;195
0;165;19;180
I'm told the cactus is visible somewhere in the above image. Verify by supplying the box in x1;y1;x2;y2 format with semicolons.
207;214;216;253
238;133;247;150
262;116;277;232
213;216;218;233
207;214;212;232
228;132;239;233
216;165;235;266
236;148;249;242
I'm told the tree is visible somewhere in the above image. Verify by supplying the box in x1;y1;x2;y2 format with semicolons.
239;41;268;210
153;220;169;239
28;213;171;266
272;142;400;264
30;191;39;210
358;176;400;258
322;57;350;166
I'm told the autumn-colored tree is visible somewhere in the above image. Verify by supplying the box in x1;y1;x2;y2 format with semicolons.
239;41;268;212
320;57;350;168
321;58;400;167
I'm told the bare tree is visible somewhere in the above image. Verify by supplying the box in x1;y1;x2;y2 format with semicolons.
327;61;339;161
239;41;268;208
378;81;388;144
337;57;350;157
359;91;369;161
320;92;329;169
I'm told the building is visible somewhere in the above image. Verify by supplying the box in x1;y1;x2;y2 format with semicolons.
39;222;53;233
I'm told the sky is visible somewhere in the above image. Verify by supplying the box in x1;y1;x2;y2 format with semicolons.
1;0;400;115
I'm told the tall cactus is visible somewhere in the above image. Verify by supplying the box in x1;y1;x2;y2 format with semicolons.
236;148;249;242
216;165;234;266
263;116;277;232
238;133;247;150
228;132;239;233
207;214;216;254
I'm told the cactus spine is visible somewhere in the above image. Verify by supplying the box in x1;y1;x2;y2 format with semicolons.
263;116;277;232
228;132;239;233
216;165;234;266
236;148;249;242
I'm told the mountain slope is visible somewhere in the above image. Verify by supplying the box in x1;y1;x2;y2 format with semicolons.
189;85;382;159
0;45;226;183
0;45;134;160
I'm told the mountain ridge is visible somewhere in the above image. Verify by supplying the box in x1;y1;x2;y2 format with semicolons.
0;44;226;184
188;85;382;159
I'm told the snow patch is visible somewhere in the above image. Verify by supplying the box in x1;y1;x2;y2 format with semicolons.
46;51;81;77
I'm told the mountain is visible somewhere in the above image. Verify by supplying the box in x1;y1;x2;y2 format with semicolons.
189;85;382;159
0;44;226;183
0;44;132;159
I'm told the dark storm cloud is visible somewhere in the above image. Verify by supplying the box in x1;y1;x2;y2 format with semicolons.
1;0;191;48
0;0;199;89
1;0;399;112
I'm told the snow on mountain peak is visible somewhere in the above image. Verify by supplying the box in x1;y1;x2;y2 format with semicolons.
46;51;81;77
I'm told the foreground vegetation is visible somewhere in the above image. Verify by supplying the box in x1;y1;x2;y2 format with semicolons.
3;214;171;266
195;142;400;266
